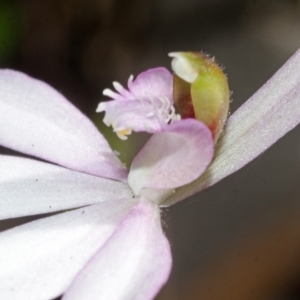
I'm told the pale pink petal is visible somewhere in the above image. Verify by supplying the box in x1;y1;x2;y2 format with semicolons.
97;68;177;137
164;48;300;206
98;99;166;134
0;70;127;181
0;155;132;220
128;67;173;100
128;119;214;197
0;198;137;300
63;199;172;300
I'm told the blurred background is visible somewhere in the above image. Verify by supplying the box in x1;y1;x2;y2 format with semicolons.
1;0;300;299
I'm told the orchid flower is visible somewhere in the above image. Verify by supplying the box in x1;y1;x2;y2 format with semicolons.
0;48;300;300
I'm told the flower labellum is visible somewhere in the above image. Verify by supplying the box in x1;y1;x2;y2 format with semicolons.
170;52;230;141
96;68;181;140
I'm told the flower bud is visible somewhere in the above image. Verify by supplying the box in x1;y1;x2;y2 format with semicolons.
169;52;230;141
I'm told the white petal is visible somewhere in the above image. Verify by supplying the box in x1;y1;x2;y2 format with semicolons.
63;200;172;300
164;48;300;205
0;70;127;181
0;155;132;220
0;198;137;300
